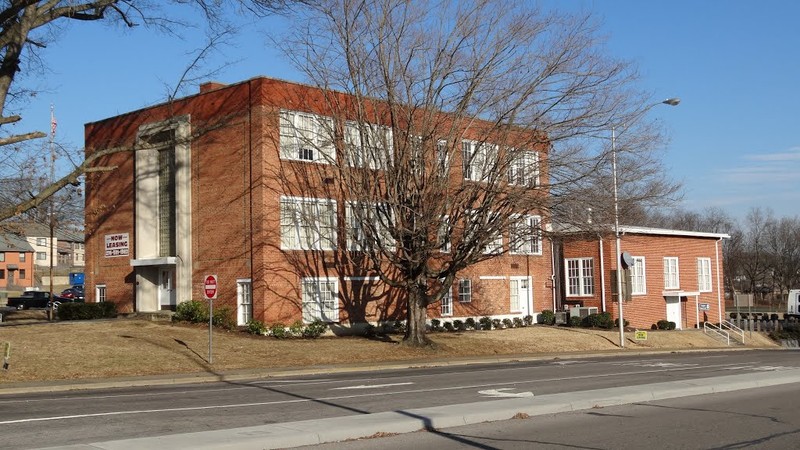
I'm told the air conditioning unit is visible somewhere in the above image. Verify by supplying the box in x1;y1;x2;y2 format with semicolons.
570;306;598;319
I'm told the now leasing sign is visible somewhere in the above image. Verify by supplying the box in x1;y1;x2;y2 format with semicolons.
104;233;130;257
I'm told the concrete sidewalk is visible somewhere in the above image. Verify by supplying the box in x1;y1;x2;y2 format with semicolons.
46;368;800;450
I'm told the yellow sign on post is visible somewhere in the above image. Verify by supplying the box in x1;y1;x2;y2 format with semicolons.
634;330;647;341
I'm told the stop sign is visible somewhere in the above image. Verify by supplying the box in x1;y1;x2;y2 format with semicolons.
204;275;218;299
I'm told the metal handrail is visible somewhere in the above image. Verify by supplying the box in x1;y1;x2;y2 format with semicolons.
703;322;730;346
720;320;745;344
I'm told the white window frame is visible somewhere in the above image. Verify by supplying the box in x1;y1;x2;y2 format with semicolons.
346;201;395;251
280;196;337;250
466;209;503;255
664;257;680;290
631;256;647;295
0;252;5;262
344;121;393;170
510;214;542;255
440;285;453;317
438;215;451;253
458;278;472;303
36;251;47;261
237;278;253;326
508;150;540;187
36;237;47;246
566;257;594;297
462;140;497;182
279;110;335;163
96;284;107;303
697;257;712;292
302;278;339;323
436;139;450;176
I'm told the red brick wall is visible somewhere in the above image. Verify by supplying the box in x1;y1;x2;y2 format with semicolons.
561;232;726;329
85;77;555;326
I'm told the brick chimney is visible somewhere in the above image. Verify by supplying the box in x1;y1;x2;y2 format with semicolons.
200;82;227;93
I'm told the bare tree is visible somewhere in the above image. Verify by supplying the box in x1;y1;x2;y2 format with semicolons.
277;0;667;346
0;0;304;222
764;215;800;304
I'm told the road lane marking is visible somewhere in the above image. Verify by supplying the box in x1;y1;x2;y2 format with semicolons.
332;382;414;390
478;388;534;398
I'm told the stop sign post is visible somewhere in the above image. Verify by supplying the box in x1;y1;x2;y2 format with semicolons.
204;274;218;364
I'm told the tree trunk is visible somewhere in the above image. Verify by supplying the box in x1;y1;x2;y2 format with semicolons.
403;283;431;347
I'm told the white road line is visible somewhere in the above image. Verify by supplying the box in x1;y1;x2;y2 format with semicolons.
332;382;414;390
0;364;750;425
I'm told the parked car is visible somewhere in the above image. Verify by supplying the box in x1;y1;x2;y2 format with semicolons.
7;291;55;310
59;286;85;302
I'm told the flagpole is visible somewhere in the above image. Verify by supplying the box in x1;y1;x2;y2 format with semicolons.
48;104;55;319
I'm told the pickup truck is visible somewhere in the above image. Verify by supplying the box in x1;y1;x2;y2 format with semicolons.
7;291;55;310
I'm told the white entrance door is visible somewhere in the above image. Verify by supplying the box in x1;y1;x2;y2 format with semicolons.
159;268;176;310
510;277;532;316
665;296;682;329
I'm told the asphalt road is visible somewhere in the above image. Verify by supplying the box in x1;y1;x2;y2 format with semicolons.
1;349;798;449
305;383;800;449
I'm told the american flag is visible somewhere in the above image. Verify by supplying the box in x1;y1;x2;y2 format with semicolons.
50;105;56;137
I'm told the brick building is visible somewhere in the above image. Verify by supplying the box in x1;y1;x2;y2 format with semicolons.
84;77;553;329
557;226;729;329
0;233;35;290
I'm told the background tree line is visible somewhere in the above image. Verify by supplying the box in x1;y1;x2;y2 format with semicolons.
636;206;800;308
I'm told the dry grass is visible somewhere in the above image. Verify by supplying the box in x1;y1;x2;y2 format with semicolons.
0;317;779;384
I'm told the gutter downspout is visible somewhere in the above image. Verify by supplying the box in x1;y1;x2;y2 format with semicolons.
599;236;607;312
550;239;557;311
715;237;723;323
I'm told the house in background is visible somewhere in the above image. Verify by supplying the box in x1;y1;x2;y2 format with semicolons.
0;223;85;288
84;77;552;330
0;233;35;290
556;225;729;330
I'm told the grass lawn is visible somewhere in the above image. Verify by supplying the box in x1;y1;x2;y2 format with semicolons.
0;316;779;384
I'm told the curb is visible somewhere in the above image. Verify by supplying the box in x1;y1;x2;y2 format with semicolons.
46;368;800;449
0;346;774;396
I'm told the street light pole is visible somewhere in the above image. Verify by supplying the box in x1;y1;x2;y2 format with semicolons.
614;98;680;349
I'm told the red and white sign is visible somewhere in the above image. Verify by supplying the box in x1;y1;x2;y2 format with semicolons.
204;275;218;299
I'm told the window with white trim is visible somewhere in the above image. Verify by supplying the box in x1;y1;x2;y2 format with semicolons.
302;278;338;323
664;257;680;289
697;258;712;292
279;110;335;163
566;257;594;296
36;252;46;261
466;210;503;255
280;196;337;250
237;279;253;326
631;256;647;295
0;252;4;262
437;140;449;176
346;202;395;250
36;237;46;246
96;284;106;303
462;140;497;181
510;215;542;255
344;121;393;169
440;285;453;316
458;279;472;303
438;215;451;253
508;151;540;187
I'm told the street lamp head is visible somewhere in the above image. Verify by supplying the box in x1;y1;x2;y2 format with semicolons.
662;98;680;106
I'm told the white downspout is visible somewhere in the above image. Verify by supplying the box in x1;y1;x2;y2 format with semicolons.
550;239;557;311
599;237;607;312
715;237;723;323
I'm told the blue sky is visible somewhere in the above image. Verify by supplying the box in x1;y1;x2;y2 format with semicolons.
19;0;800;221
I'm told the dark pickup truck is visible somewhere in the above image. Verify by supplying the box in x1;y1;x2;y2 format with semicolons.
7;291;55;310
